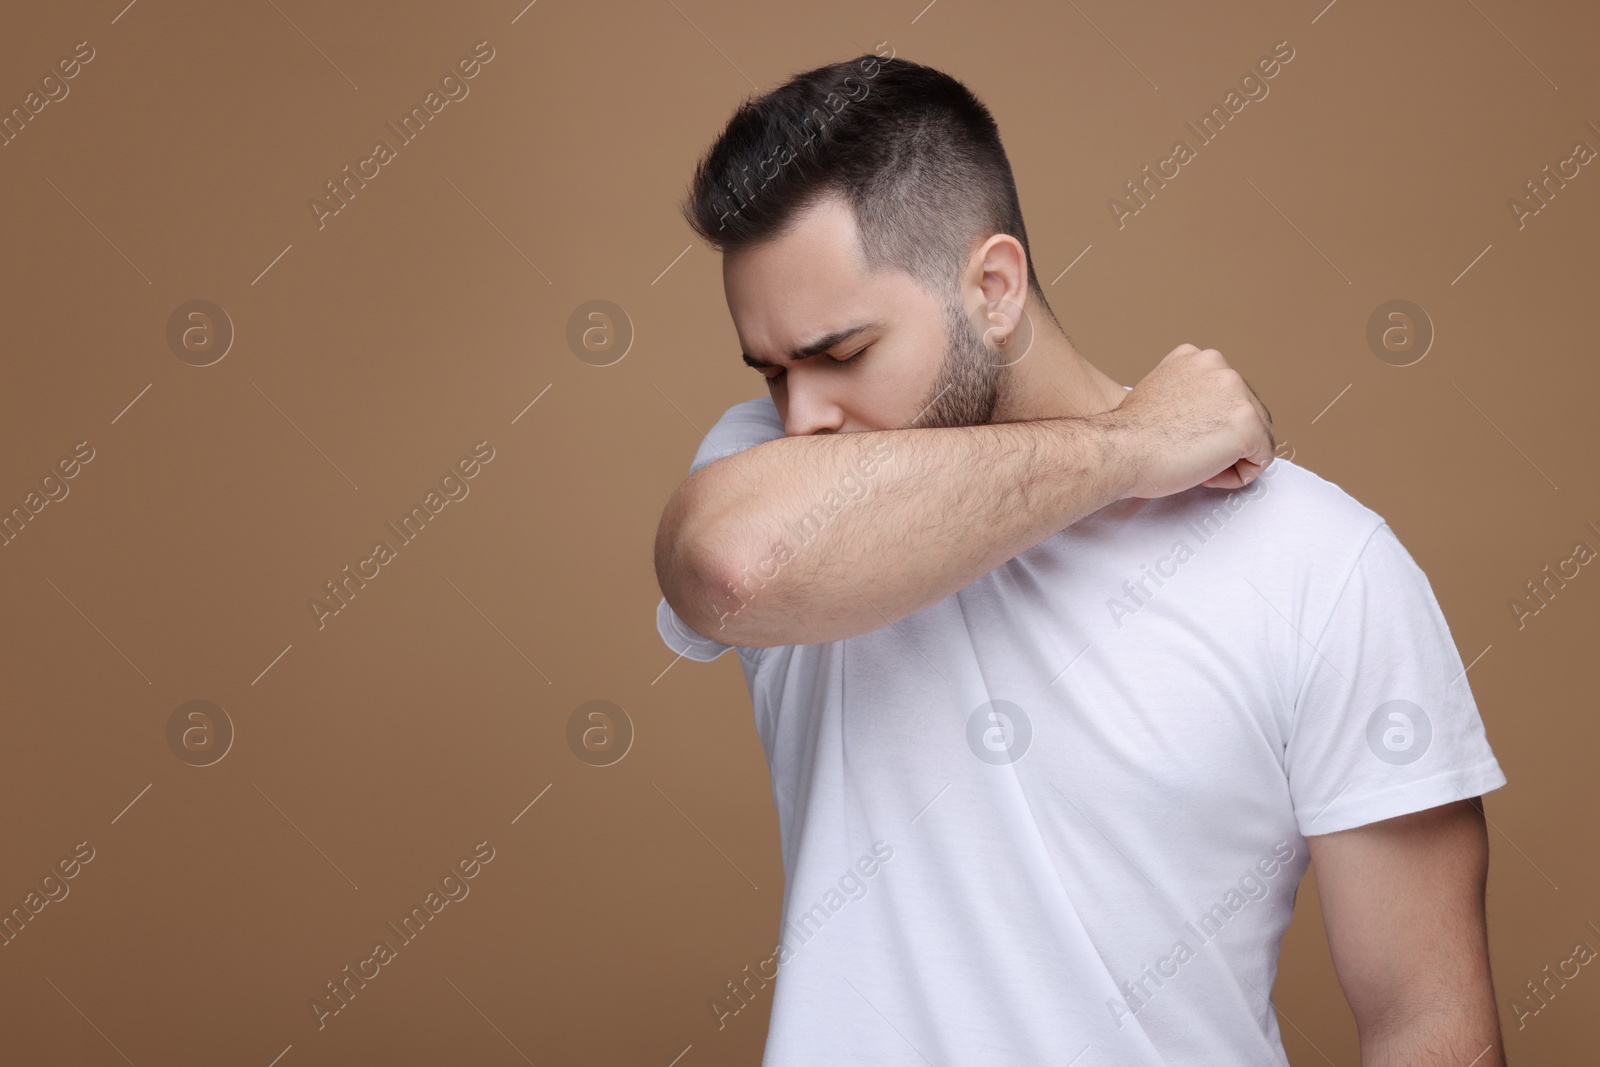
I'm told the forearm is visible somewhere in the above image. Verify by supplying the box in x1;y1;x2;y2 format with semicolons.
656;414;1133;647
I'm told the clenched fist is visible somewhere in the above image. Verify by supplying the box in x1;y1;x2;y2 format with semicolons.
1104;344;1276;500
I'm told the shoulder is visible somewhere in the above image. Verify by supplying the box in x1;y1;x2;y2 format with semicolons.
1192;454;1387;560
717;392;783;425
1131;454;1392;611
1254;455;1382;530
690;394;786;476
699;393;785;442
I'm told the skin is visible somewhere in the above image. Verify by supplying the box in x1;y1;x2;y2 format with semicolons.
1307;800;1505;1065
726;194;1132;435
715;192;1504;1063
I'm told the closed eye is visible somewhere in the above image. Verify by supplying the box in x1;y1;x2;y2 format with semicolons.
759;345;871;382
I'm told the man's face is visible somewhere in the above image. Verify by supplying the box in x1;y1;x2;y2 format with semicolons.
723;196;1002;434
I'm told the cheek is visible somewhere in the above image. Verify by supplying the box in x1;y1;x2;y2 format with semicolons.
873;345;943;423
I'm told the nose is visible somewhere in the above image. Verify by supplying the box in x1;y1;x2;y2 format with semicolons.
780;374;846;436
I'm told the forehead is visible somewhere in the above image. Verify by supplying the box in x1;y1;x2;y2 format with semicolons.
722;197;918;361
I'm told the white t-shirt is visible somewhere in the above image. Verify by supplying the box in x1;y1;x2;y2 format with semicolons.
656;392;1507;1066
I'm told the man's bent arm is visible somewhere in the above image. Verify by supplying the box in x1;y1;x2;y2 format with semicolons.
657;413;1133;647
654;344;1274;648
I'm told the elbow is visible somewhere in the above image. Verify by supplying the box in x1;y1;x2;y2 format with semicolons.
662;543;742;645
654;485;747;643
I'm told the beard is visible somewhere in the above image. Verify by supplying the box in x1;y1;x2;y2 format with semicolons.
907;295;1005;429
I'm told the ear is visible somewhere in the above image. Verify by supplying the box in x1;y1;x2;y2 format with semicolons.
965;233;1030;350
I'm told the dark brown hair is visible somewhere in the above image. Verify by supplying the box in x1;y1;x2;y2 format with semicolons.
682;53;1056;318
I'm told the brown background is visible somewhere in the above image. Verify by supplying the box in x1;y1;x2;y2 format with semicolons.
1;0;1595;1063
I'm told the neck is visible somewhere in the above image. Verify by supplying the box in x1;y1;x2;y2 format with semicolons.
989;323;1128;423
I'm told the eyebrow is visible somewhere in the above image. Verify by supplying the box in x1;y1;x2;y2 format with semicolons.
740;320;882;369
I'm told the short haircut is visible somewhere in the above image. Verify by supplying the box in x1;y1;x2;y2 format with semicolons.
682;54;1057;319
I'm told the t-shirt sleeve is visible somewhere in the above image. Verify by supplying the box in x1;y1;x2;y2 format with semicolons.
655;396;788;663
1285;522;1507;837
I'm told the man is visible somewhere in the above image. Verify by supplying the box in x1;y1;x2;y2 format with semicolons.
654;53;1507;1065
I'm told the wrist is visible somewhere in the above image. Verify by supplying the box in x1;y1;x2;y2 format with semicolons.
1087;410;1142;503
